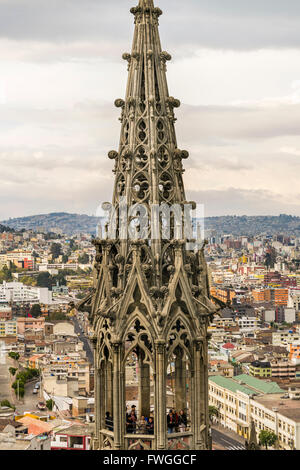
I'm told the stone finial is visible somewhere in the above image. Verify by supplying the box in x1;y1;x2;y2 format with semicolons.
114;99;125;108
108;151;118;160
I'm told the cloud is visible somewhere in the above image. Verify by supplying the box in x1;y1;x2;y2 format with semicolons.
0;0;299;219
0;0;299;52
187;188;300;217
0;97;299;219
280;146;300;157
177;102;300;142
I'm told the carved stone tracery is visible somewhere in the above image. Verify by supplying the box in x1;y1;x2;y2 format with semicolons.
78;0;216;451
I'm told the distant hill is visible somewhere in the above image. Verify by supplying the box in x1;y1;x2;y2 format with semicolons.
0;224;14;233
1;213;300;237
204;214;300;237
1;213;101;236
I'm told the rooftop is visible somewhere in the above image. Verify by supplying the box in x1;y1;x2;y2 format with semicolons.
254;395;300;422
57;423;94;437
209;374;285;396
235;374;285;394
222;343;235;349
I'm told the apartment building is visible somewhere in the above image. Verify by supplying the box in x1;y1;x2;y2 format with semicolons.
210;286;236;305
0;282;52;304
288;289;300;312
289;344;300;365
272;331;300;349
17;317;45;335
271;360;296;379
252;288;289;306
0;320;17;337
42;356;91;396
208;374;300;449
238;316;260;331
249;361;272;378
5;250;34;270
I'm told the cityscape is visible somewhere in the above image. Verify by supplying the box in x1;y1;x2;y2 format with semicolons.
1;220;300;450
0;0;300;456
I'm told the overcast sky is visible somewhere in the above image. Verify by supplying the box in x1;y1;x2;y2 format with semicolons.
0;0;300;220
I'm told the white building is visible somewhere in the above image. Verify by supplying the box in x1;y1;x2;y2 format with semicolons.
284;308;296;324
0;282;52;304
288;289;300;312
238;316;260;331
209;374;300;450
272;331;300;349
264;309;275;323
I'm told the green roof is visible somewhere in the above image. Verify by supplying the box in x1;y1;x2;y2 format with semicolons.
209;376;257;396
234;374;284;394
209;374;285;396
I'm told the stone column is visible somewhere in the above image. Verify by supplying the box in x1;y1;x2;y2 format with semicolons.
105;361;113;415
175;349;186;412
138;350;150;418
112;341;123;450
155;340;167;450
92;338;100;450
194;335;210;450
194;338;204;450
204;335;210;449
99;366;105;448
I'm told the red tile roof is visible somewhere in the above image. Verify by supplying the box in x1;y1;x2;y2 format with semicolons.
222;343;235;349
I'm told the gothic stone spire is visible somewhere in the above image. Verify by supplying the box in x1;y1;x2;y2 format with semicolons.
85;2;216;451
110;0;188;213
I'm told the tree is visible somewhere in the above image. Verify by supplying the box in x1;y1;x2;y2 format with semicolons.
0;400;15;409
47;311;67;322
30;304;42;318
0;265;13;282
20;276;37;287
208;406;219;423
264;247;276;270
12;380;25;399
8;352;20;361
46;399;54;411
50;243;62;260
9;367;17;376
259;430;277;450
36;272;52;289
78;253;89;264
62;254;69;264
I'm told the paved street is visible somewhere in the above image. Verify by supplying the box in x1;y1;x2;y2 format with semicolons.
73;317;94;365
212;428;246;451
14;380;43;415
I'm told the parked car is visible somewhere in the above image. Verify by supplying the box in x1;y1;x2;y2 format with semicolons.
33;389;38;394
37;402;46;411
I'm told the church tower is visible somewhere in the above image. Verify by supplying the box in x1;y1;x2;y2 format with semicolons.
81;0;216;450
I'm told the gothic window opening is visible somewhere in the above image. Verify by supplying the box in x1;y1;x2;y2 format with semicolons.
132;173;150;203
99;341;114;433
135;146;148;170
124;121;130;145
159;172;174;202
124;323;154;441
140;58;146;113
157;120;166;143
154;62;160;103
157;146;170;170
138;119;147;143
116;174;126;199
166;318;193;442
